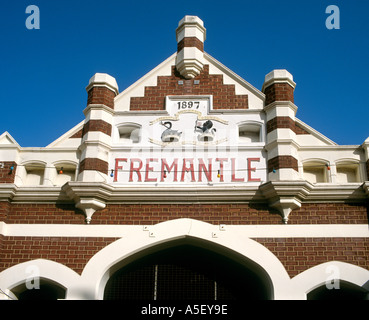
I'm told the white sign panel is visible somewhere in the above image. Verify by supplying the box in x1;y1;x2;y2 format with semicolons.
110;95;267;185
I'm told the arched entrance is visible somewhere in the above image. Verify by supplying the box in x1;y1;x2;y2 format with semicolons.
307;281;369;300
103;240;272;300
79;219;291;300
12;279;66;300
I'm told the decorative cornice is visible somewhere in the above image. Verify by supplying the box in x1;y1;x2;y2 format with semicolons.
1;181;367;224
62;182;264;204
308;183;367;201
0;184;70;202
259;181;367;202
1;181;366;205
259;181;368;223
0;184;17;201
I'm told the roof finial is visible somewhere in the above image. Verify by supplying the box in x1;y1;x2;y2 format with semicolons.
175;16;206;79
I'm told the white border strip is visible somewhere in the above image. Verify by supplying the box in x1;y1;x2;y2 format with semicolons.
1;222;368;238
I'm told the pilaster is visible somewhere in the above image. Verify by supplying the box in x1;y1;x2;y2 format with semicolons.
77;73;118;182
263;70;300;181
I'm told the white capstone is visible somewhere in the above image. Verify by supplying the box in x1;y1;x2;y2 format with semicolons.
265;69;293;83
262;69;296;91
176;15;206;43
86;73;119;95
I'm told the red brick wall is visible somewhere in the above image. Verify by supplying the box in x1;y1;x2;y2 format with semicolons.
0;201;10;221
267;155;299;172
82;120;112;137
291;203;369;224
1;203;85;224
87;86;116;109
0;162;17;184
130;65;249;111
0;235;367;277
0;236;118;274
267;117;309;135
0;202;368;278
264;82;294;106
256;237;369;278
93;203;281;225
79;158;109;175
1;202;367;225
177;37;204;52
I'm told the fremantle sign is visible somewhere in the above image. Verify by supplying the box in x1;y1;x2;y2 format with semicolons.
111;155;265;184
110;95;266;184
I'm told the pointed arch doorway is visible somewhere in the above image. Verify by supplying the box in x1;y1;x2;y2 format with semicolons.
103;239;273;300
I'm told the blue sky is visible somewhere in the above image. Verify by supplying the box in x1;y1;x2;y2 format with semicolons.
1;0;368;147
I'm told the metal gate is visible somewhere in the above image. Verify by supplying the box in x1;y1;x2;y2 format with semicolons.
104;245;269;300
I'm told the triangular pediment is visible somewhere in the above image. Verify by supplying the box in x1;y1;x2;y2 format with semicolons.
0;132;20;148
114;52;265;112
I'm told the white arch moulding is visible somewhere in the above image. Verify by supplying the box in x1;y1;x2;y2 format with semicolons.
290;261;369;299
0;259;80;300
69;218;293;300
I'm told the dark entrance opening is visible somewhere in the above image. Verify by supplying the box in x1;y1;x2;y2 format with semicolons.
104;244;271;300
307;281;368;300
12;279;66;300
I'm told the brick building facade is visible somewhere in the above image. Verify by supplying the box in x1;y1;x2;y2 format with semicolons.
0;16;368;300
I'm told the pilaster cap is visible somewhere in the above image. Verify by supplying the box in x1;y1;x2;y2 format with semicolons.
262;69;296;92
176;15;206;43
86;73;119;95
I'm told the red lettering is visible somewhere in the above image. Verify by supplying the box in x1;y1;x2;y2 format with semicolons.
161;159;178;182
129;158;143;182
113;157;263;184
145;158;158;182
231;158;244;182
198;158;212;182
114;158;127;182
247;158;260;182
181;158;196;182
